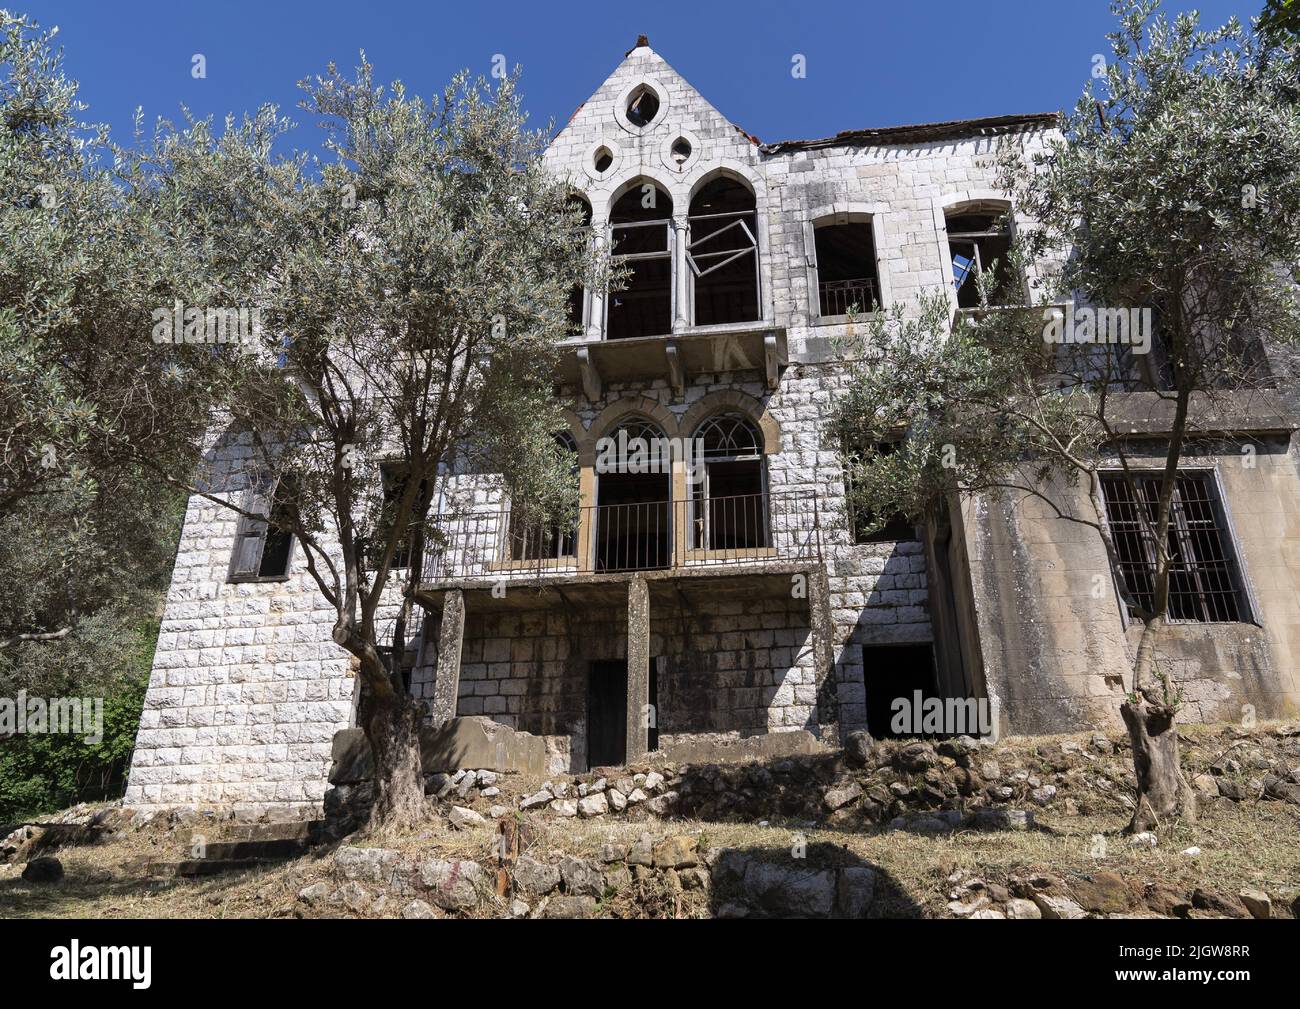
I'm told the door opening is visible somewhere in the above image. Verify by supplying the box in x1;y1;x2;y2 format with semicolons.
587;660;627;768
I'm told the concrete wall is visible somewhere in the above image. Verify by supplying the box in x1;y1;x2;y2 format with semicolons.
967;438;1300;733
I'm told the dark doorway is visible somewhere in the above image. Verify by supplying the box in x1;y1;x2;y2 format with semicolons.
587;660;627;768
863;643;939;738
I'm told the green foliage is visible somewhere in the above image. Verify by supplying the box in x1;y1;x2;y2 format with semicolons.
1259;0;1300;44
0;622;153;824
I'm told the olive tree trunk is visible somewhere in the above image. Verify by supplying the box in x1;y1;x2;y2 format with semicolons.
1120;616;1196;833
358;680;427;834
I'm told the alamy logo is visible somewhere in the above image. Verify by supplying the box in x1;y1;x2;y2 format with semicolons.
49;941;151;989
890;690;999;739
595;430;705;485
151;299;261;350
0;690;103;744
1042;304;1152;355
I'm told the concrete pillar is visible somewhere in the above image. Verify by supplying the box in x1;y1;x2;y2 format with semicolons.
626;575;651;761
807;566;839;736
432;589;465;726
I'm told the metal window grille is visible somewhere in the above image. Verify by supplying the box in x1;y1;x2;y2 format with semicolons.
1100;471;1246;623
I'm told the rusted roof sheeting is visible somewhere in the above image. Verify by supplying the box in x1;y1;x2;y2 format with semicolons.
760;112;1059;153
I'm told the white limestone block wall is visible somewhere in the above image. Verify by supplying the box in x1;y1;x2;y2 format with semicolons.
125;431;360;816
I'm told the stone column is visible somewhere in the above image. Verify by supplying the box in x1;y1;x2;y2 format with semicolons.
672;216;690;332
588;226;607;340
626;575;651;761
432;589;465;726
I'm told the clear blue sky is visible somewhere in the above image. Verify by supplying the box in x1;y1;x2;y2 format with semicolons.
20;0;1267;154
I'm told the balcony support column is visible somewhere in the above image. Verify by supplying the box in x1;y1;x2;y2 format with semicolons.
576;467;596;571
672;216;690;333
626;575;651;762
432;588;465;727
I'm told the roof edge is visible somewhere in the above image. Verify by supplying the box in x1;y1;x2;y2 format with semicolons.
760;112;1059;153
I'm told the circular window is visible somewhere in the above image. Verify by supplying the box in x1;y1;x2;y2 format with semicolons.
626;85;660;127
593;146;613;172
670;138;692;166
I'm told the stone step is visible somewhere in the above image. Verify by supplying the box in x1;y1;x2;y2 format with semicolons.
142;858;272;879
177;819;322;846
197;838;310;861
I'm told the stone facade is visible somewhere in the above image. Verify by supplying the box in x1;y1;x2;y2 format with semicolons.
126;39;1300;814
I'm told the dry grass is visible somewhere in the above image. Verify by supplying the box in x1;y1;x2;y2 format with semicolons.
2;724;1297;919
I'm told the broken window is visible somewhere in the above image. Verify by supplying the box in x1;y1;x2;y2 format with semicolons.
508;432;579;562
691;414;769;551
566;195;592;337
625;85;659;127
1101;471;1248;623
813;217;880;317
946;202;1015;309
229;476;295;582
842;439;917;543
607;184;673;340
688;177;760;326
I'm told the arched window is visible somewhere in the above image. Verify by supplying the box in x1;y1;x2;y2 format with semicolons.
508;432;579;563
812;214;880;318
607;183;673;340
566;196;592;337
594;419;671;570
688;177;759;326
691;414;768;551
946;201;1015;308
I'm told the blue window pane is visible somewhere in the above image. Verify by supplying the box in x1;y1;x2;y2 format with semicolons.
952;253;974;290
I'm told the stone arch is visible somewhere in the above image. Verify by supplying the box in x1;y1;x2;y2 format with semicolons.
606;171;678;220
580;395;680;466
679;390;781;454
688;161;767;206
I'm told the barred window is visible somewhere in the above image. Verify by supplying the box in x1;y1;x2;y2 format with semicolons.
1100;471;1248;623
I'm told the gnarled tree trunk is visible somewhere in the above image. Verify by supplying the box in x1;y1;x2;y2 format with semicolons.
1122;616;1195;833
359;684;427;835
1120;695;1195;833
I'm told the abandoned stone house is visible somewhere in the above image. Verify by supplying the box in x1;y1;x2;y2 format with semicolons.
124;39;1300;814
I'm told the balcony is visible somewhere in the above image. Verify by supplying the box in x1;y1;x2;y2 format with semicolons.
818;277;878;318
554;323;788;399
419;489;823;591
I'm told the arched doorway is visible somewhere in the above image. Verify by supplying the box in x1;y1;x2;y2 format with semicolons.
594;419;671;570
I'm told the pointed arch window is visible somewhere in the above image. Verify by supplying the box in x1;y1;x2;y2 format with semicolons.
688;177;760;326
608;184;673;340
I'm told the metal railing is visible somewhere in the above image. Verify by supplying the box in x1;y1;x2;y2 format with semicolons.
421;490;822;582
818;277;878;317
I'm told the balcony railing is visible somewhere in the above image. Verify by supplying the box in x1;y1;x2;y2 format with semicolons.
818;277;878;317
421;490;822;583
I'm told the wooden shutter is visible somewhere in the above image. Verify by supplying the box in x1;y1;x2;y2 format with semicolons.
228;481;273;581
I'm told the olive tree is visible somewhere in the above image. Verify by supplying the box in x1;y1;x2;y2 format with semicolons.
835;1;1300;832
131;57;601;831
0;12;209;653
